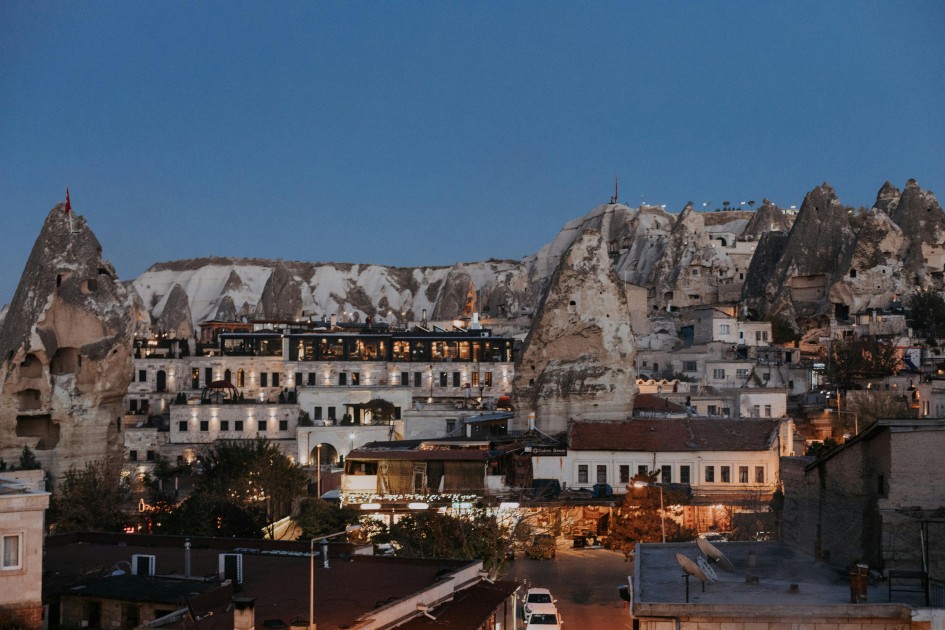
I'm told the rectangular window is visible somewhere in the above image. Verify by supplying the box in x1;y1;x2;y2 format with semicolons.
446;419;456;434
308;373;316;386
314;407;322;420
440;372;448;387
736;369;749;379
394;406;402;420
705;465;715;482
661;465;672;484
261;372;268;387
484;371;493;387
2;534;22;570
328;406;336;420
720;324;730;334
351;372;360;386
680;465;691;484
764;404;772;417
205;367;213;385
129;450;138;461
471;372;480;387
762;331;768;341
619;465;630;484
753;405;761;417
191;368;200;389
755;466;765;483
178;421;188;432
220;420;229;431
130;399;138;412
295;372;302;387
721;466;731;483
139;369;147;382
414;372;422;387
597;465;607;483
756;331;762;341
199;420;209;432
272;372;280;387
401;372;409;386
234;420;244;432
258;420;267;432
146;450;155;461
713;368;725;379
683;361;697;372
578;465;589;484
279;420;288;431
739;466;749;483
638;465;649;477
338;373;346;386
708;405;718;415
453;372;461;387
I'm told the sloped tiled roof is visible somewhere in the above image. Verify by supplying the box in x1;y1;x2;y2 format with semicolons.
568;418;781;452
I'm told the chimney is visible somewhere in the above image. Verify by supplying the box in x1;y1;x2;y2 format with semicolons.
233;596;256;630
470;312;482;330
330;314;337;329
528;412;536;432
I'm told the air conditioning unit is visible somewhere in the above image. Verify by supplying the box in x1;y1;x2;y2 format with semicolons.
219;553;243;584
131;554;155;576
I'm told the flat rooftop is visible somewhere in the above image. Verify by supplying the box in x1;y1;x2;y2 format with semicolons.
633;541;925;620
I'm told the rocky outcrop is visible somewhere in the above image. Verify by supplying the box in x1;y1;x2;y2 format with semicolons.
430;266;477;321
745;183;857;324
254;262;304;320
742;199;792;238
512;229;637;435
0;205;135;484
154;284;194;339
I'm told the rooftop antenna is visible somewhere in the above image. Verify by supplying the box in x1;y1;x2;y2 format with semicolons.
610;175;619;204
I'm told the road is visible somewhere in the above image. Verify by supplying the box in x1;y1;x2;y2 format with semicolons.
504;546;634;630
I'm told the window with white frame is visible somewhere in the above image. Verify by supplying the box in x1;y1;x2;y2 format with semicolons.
2;533;21;570
720;324;730;334
713;368;725;379
578;465;589;484
597;465;607;483
764;404;772;417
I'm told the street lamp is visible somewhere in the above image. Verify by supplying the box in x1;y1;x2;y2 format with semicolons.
633;481;666;543
310;525;361;630
316;443;322;498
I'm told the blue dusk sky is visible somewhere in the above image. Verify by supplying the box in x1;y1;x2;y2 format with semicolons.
1;2;943;304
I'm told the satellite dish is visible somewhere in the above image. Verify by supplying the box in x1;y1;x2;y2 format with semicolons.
696;556;718;582
675;553;709;583
697;538;734;573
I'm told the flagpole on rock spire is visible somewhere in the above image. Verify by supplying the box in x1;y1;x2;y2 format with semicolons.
64;187;77;233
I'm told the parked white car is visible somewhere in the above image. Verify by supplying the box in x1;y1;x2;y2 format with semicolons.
524;603;562;629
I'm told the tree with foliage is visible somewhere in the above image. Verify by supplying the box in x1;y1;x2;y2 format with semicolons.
53;460;128;533
608;475;696;560
158;438;307;539
18;446;41;470
376;509;522;579
769;314;799;345
823;335;902;389
909;291;945;339
296;498;360;539
363;398;397;424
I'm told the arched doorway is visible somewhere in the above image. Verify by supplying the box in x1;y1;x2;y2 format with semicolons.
310;443;340;467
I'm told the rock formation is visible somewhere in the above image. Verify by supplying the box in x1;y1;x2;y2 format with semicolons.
154;284;194;339
0;204;135;483
512;228;637;435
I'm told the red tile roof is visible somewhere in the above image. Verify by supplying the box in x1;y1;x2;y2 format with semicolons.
633;394;687;412
568;418;782;452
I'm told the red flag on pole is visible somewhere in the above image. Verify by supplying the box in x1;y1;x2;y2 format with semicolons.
64;188;72;214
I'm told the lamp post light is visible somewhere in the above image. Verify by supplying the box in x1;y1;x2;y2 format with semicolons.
316;443;322;498
310;525;361;630
633;481;666;543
